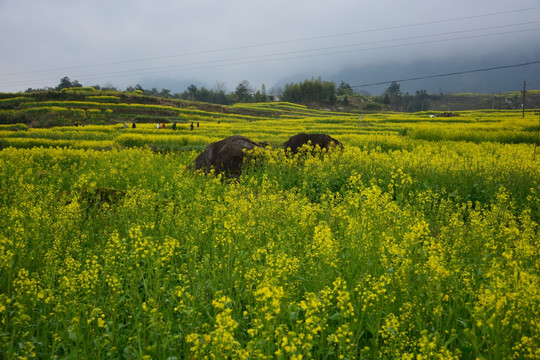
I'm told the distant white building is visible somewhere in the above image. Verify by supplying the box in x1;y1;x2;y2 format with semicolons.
267;93;281;101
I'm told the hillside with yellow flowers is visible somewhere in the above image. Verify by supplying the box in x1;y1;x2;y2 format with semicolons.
0;88;539;358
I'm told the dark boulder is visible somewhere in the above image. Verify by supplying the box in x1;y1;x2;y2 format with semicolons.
193;135;261;176
283;133;343;154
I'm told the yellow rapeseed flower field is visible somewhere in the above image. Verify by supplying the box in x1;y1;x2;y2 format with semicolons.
0;108;539;359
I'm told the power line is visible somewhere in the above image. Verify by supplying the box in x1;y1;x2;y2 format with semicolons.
351;61;540;88
60;25;540;76
3;25;540;88
1;6;539;78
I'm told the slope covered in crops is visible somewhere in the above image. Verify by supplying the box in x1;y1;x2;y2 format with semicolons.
1;97;539;359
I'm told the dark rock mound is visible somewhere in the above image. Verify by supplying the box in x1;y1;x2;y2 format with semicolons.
283;133;343;154
193;135;261;176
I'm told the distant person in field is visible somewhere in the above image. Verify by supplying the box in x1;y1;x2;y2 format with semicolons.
132;122;136;129
197;122;199;127
190;122;194;131
172;122;177;130
123;122;127;129
162;122;166;129
156;123;160;129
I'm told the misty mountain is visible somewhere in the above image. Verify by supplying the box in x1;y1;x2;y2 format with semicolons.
134;50;540;97
275;51;540;95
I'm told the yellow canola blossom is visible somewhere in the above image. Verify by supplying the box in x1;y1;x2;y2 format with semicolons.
0;109;539;359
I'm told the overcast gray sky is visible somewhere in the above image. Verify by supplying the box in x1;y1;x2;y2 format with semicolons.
1;0;539;93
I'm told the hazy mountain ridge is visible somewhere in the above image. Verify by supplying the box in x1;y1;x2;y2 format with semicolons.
274;51;540;95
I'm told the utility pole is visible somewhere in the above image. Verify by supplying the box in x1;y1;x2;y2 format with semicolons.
535;111;540;161
521;81;526;118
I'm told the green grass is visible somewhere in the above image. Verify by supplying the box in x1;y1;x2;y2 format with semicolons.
0;109;539;359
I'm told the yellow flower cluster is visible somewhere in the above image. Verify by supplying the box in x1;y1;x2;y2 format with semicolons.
187;295;247;359
309;222;339;269
0;109;538;358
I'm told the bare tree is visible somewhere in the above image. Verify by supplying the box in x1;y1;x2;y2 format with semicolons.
215;81;227;92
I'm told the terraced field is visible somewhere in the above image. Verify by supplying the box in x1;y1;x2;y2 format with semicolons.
0;90;539;359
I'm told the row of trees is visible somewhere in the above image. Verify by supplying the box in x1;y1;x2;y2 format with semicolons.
125;80;271;105
25;77;121;93
30;77;353;106
374;81;430;111
282;78;337;104
180;79;354;105
27;76;433;111
179;81;270;104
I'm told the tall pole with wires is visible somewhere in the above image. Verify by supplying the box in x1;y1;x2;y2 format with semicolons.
535;111;540;161
522;81;527;118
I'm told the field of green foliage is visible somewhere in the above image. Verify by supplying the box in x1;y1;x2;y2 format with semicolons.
1;104;539;359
